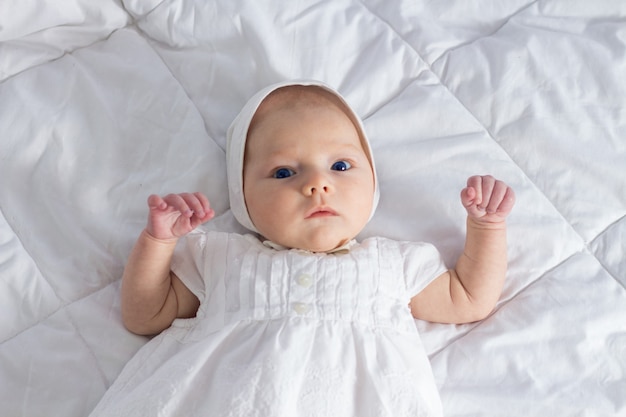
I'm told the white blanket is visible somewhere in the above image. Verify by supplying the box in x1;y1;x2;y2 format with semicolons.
1;1;625;416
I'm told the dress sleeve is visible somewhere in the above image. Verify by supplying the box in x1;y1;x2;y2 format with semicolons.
398;241;448;297
171;229;208;302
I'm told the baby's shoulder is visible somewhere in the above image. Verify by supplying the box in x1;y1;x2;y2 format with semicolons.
358;236;441;259
178;229;260;255
359;235;428;249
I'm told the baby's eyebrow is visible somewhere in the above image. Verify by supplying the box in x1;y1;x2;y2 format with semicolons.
269;148;362;162
263;151;295;164
330;143;368;159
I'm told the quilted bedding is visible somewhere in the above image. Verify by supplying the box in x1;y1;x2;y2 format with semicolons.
1;1;625;416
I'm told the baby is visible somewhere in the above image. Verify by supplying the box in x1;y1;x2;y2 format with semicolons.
90;80;515;417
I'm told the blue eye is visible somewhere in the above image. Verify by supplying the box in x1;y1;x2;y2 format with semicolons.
273;168;295;179
331;160;352;171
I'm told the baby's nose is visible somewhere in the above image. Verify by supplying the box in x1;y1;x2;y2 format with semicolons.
302;171;333;196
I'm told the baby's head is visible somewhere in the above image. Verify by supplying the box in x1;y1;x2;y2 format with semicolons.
227;80;379;252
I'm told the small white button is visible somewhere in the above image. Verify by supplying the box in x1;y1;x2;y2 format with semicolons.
296;274;313;288
292;303;311;315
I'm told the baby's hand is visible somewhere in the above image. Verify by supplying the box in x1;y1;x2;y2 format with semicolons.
461;175;515;224
146;192;215;240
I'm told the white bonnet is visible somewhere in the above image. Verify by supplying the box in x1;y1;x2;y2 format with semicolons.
226;79;379;233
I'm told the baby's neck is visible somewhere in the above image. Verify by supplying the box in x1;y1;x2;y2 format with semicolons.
260;237;356;254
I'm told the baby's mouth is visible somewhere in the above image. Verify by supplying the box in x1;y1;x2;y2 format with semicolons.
305;206;338;219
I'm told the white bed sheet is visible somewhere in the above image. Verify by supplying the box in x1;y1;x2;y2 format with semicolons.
1;1;625;416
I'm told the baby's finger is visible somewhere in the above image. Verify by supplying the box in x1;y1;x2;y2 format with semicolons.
496;187;516;215
177;192;206;218
478;175;496;210
162;193;194;217
147;194;167;211
461;187;488;219
466;176;484;207
460;186;477;208
484;180;508;214
193;192;213;217
182;192;215;220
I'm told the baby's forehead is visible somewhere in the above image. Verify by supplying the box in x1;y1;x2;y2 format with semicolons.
248;86;357;137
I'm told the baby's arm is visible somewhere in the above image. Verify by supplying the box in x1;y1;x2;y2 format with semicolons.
410;175;515;324
121;193;214;335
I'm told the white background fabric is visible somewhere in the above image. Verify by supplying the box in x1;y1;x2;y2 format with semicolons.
0;1;624;416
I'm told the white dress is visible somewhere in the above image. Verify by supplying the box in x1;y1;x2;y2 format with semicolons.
89;231;447;417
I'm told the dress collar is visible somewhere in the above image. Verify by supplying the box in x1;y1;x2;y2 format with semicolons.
262;239;357;254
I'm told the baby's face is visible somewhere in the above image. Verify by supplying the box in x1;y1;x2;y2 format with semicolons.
243;98;374;252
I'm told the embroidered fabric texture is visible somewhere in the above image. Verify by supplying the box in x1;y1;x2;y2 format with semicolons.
89;231;447;417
